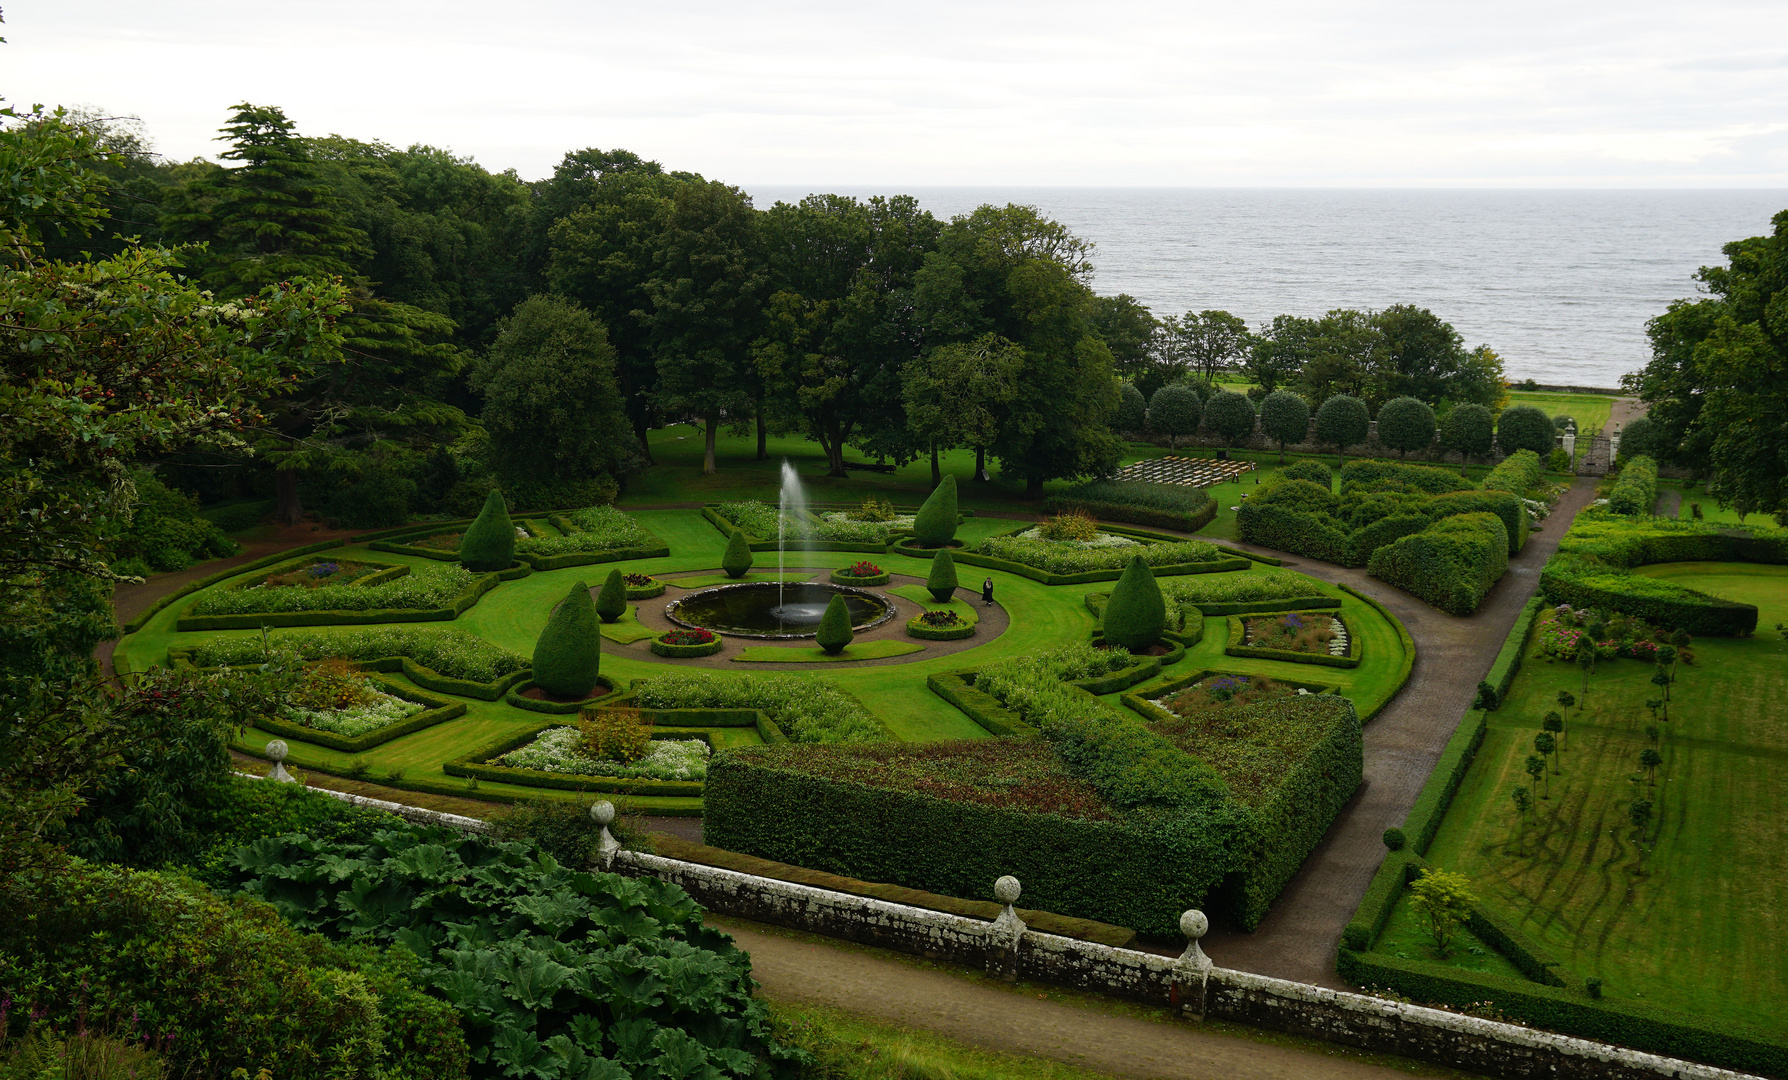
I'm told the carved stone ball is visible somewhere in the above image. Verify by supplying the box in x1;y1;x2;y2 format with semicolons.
1180;909;1209;941
265;739;289;763
589;801;616;826
994;875;1022;905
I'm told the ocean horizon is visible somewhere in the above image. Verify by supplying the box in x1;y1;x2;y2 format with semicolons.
748;186;1788;388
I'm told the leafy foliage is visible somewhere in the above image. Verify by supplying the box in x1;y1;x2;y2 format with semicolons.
459;490;515;572
976;533;1221;575
925;548;959;601
1100;556;1166;652
1202;390;1256;445
532;582;602;699
189;626;528;683
1258;390;1312;459
1482;448;1545;496
1146;385;1200;449
191;563;471;616
1607;455;1659;516
1497;405;1556;458
632;671;884;743
1279;459;1332;486
1375;396;1437;457
1368;512;1509;616
518;507;655;557
1314;394;1370;456
1442;403;1495;463
910;475;959;546
225;825;789;1079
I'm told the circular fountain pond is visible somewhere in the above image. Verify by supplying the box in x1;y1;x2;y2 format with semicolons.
665;582;895;639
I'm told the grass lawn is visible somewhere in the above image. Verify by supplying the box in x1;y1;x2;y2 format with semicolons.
1504;390;1614;438
1421;563;1788;1030
118;507;1411;818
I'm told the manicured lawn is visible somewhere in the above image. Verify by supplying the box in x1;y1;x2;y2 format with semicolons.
119;507;1412;817
1422;563;1788;1029
1504;390;1614;438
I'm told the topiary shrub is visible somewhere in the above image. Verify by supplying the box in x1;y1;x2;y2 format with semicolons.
927;547;960;602
1101;555;1167;653
1148;384;1202;450
1369;512;1509;616
594;568;626;623
532;581;602;698
816;594;854;654
1441;403;1495;465
1280;459;1332;487
722;528;753;578
1203;390;1257;445
1497;405;1556;458
458;489;515;572
1259;389;1312;463
1315;394;1371;459
1376;396;1437;458
1618;415;1658;462
912;474;959;546
1382;826;1407;851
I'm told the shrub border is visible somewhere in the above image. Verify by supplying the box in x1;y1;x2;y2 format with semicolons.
249;676;467;754
119;539;346;634
905;613;977;640
502;677;623;714
1224;610;1362;668
829;568;891;587
167;646;530;702
650;632;727;657
175;568;507;631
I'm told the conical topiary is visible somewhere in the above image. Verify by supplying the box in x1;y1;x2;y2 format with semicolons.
459;489;516;572
911;475;958;547
815;593;854;655
595;568;626;624
1101;555;1166;653
533;581;602;699
926;547;959;602
722;529;753;579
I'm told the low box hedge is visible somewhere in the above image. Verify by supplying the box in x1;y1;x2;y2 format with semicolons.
1085;592;1337;619
702;506;895;555
249;677;466;754
519;542;670;571
1120;668;1339;727
366;539;461;561
890;537;1250;586
650;632;726;658
1040;496;1218;534
829;569;891;587
1541;558;1758;636
905;614;976;640
1481;448;1545;497
171;646;530;702
502;677;622;714
925;671;1036;737
624;578;666;600
175;569;506;631
1224;610;1361;668
119;539;346;634
443;723;709;796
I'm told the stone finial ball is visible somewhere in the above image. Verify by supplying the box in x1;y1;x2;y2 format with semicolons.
1180;909;1209;940
589;801;616;826
265;739;289;763
994;875;1022;905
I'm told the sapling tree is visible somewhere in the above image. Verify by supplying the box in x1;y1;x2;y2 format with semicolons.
1534;731;1557;791
1629;798;1653;844
1639;747;1663;786
1576;641;1596;703
1525;754;1546;797
1408;868;1478;957
1509;785;1533;855
1543;709;1567;751
1645;723;1660;745
1645;698;1664;724
1557;689;1575;712
1650;668;1672;715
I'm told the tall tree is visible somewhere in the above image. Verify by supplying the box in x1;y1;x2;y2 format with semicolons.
1366;304;1466;408
1629;209;1788;522
1165;309;1250;383
1089;293;1161;390
903;333;1024;484
1376;396;1437;458
1259;389;1312;463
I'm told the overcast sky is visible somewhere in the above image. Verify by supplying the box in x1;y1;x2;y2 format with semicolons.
7;0;1787;186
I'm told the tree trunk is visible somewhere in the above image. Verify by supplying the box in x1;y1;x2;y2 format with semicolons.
755;403;768;461
703;415;718;475
1025;474;1043;500
975;446;989;482
821;422;848;478
274;468;304;526
930;442;941;486
634;415;655;466
1277;442;1286;465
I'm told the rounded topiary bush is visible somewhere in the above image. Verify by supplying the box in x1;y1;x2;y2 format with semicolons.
926;547;959;602
532;580;602;698
722;529;753;578
458;489;515;572
650;628;724;657
815;594;854;655
1148;384;1201;450
595;568;626;624
1376;396;1437;458
1101;554;1166;653
1315;394;1370;458
1497;405;1555;458
1203;390;1257;446
911;475;959;547
1382;827;1407;851
1280;459;1332;487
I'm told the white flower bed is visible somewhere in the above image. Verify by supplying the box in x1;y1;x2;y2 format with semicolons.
495;728;711;781
280;682;425;737
1013;526;1139;549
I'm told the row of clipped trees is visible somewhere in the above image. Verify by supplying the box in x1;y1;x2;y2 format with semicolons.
1122;383;1562;465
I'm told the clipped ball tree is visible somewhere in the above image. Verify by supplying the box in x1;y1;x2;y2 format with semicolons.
459;489;515;572
1376;396;1437;458
912;474;959;547
1203;390;1257;446
533;581;602;699
594;568;627;624
1114;382;1148;435
1147;385;1201;451
722;529;753;578
1101;554;1166;653
1497;405;1555;458
1259;389;1311;464
816;594;854;655
926;547;959;602
1618;414;1657;462
1442;403;1494;466
1314;395;1370;461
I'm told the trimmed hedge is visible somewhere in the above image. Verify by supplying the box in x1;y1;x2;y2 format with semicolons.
906;614;976;640
1100;555;1167;652
1088;591;1341;620
650;632;726;657
120;540;346;634
1427;489;1527;555
1279;459;1332;486
1368;512;1508;616
1481;448;1545;496
251;677;466;753
1606;454;1659;515
1224;610;1361;668
1338;459;1473;495
532;580;604;698
925;671;1036;737
911;475;959;546
1042;479;1218;534
175;570;505;631
502;676;620;714
444;723;708;796
625;577;667;599
901;524;1252;586
1120;668;1339;727
829;568;890;587
459;489;516;571
702;505;899;554
171;637;529;701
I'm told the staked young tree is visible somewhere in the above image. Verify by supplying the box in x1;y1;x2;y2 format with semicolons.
1314;394;1370;461
1639;747;1663;785
1509;785;1533;855
1577;641;1597;703
1543;711;1566;751
1534;732;1558;788
1375;396;1437;458
1258;389;1312;463
1525;754;1547;797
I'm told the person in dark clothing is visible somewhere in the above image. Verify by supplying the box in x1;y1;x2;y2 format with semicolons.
981;577;995;606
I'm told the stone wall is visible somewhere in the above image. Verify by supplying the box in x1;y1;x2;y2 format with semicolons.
614;849;1761;1080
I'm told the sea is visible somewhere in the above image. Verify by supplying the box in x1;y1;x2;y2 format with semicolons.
748;187;1788;389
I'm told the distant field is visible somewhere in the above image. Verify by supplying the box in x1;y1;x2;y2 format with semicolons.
1504;390;1613;438
1423;563;1788;1029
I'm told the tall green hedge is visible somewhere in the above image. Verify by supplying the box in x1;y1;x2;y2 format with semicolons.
1606;454;1659;515
1279;458;1332;486
1338;459;1471;494
911;474;959;546
1481;448;1545;496
1368;512;1509;615
458;489;515;572
532;581;602;698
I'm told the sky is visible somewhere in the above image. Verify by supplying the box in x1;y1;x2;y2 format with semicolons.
5;0;1787;186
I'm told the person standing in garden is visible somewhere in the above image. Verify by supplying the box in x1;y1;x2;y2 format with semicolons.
982;576;995;606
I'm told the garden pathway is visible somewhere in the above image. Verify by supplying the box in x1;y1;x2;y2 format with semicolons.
1192;476;1599;987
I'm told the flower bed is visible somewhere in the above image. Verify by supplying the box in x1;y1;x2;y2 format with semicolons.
1225;610;1361;668
651;628;725;657
1533;604;1691;664
829;560;890;587
906;608;976;641
279;676;425;737
624;572;666;599
1144;673;1311;723
183;626;527;685
519;505;656;556
190;563;468;617
631;671;887;743
258;558;391;589
494;727;712;781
